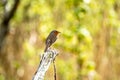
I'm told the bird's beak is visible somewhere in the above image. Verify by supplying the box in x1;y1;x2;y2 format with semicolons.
57;31;61;33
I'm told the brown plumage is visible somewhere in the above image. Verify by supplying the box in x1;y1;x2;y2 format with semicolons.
44;30;60;52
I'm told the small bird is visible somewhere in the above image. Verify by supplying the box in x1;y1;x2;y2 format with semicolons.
44;30;60;52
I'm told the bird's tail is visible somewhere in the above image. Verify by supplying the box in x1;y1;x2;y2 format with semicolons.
44;46;48;52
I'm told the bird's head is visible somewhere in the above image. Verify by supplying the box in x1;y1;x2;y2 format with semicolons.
52;30;60;36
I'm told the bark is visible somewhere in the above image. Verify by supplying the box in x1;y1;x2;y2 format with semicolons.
33;49;59;80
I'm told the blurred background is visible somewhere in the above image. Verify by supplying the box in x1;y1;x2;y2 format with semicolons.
0;0;120;80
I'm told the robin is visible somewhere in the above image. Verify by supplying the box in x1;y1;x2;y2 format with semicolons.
44;30;60;52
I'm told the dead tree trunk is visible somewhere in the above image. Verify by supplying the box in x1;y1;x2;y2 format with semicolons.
33;49;59;80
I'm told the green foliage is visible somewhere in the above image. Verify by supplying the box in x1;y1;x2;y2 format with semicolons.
0;0;120;80
0;75;5;80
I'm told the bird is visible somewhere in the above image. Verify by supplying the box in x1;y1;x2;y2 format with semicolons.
44;30;60;52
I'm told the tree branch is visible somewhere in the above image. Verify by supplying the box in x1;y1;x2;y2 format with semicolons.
0;0;20;49
53;60;57;80
2;0;20;26
32;49;59;80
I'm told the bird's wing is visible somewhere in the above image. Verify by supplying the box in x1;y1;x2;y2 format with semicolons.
46;38;52;47
44;39;51;52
